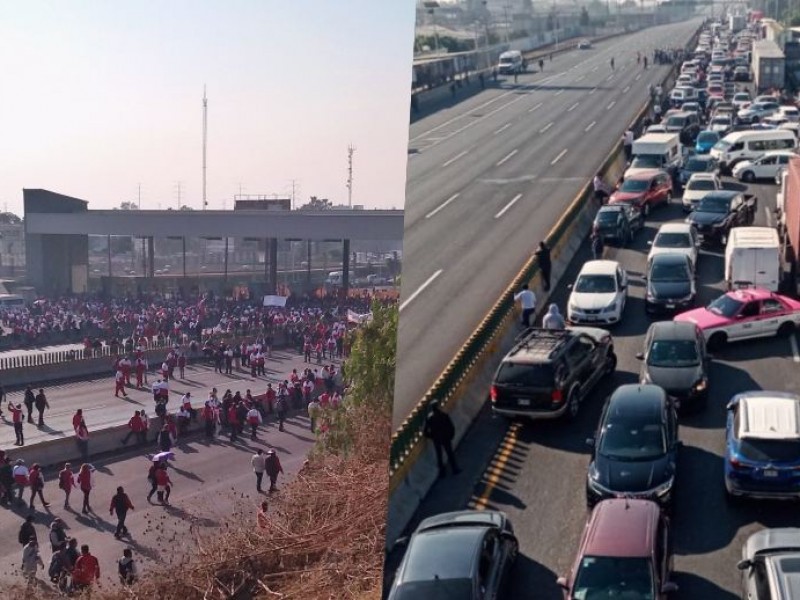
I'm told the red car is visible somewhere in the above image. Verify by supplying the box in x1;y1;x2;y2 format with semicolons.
557;498;679;599
609;170;673;217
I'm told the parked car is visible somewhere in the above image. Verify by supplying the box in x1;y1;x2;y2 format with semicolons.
682;172;721;212
637;321;709;411
557;499;679;599
733;65;750;81
387;510;518;600
678;155;718;187
695;130;720;154
731;92;751;110
737;528;800;599
647;222;699;268
708;114;733;135
644;254;697;316
609;170;672;217
685;191;756;246
567;260;628;326
577;39;592;49
585;384;680;509
593;204;642;246
737;101;779;124
490;327;616;420
674;287;800;350
731;150;796;182
725;392;800;502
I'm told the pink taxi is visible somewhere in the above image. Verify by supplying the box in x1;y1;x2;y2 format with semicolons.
674;287;800;350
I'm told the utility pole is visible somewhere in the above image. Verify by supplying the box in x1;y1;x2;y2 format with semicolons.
202;85;208;210
290;179;298;210
137;183;142;209
175;182;183;209
346;144;356;208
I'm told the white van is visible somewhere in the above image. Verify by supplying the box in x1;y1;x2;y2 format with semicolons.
710;130;796;171
724;227;783;292
0;294;25;309
625;133;681;179
325;271;344;286
498;50;524;75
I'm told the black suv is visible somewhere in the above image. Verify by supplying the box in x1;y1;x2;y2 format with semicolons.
490;328;616;421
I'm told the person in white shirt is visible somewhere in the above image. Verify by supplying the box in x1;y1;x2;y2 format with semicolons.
514;284;536;328
542;303;566;330
246;406;263;441
251;449;267;493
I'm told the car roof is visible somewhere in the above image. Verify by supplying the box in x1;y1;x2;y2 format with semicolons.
737;392;800;440
579;260;620;275
745;528;800;560
400;527;484;583
656;222;692;233
608;384;667;416
687;172;717;181
625;169;665;180
700;190;739;201
727;287;776;302
650;252;691;266
648;320;699;341
583;499;659;558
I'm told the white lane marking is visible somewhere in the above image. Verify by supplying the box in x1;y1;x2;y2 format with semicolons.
399;269;443;312
592;66;599;72
606;74;614;80
443;150;469;167
425;193;460;219
555;89;565;96
607;100;616;109
791;334;800;363
496;149;519;167
589;87;597;95
567;102;579;112
764;206;773;226
495;193;522;219
623;85;631;93
575;75;585;82
528;102;543;113
494;123;511;135
585;121;596;132
409;92;513;142
635;73;642;81
551;148;568;165
540;122;554;133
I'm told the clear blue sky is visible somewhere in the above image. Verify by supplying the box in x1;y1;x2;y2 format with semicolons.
0;1;415;214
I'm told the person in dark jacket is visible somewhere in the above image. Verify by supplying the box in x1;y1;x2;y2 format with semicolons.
157;424;172;452
591;228;604;260
18;514;36;547
23;386;35;424
0;456;13;505
264;449;283;492
423;401;461;477
34;389;50;427
109;486;134;538
535;241;552;291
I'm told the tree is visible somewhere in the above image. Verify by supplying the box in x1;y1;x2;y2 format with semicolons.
299;196;333;210
119;201;138;210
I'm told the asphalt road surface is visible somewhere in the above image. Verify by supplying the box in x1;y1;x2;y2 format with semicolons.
389;178;800;598
0;414;314;589
394;17;706;428
0;350;339;448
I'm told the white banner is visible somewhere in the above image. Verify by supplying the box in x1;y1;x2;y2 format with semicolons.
347;309;373;324
263;295;288;307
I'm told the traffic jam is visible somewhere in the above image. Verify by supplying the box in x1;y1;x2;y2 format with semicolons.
387;15;800;600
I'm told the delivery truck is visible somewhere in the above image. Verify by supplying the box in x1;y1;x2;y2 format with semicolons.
624;133;682;179
776;156;800;293
725;227;783;292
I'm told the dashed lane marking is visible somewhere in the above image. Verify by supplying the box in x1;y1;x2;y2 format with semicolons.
399;269;443;312
528;102;544;113
443;150;469;168
494;193;522;219
585;121;596;132
494;123;511;135
551;148;568;165
567;102;579;112
425;193;460;219
607;100;616;110
540;122;554;133
496;149;519;167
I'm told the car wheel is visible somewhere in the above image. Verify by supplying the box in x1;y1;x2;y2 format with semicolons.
741;170;755;183
778;321;795;338
565;387;581;421
604;352;617;377
708;331;727;351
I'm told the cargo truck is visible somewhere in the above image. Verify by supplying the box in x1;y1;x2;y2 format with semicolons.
729;14;746;33
776;156;800;293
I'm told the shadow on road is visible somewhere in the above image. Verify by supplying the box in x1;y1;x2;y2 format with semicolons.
672;572;740;600
509;552;562;600
680;360;761;431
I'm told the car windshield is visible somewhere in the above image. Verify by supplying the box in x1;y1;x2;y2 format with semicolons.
600;417;667;461
630;156;661;170
738;438;800;462
687;178;716;191
713;139;731;150
696;196;730;213
572;556;655;600
684;158;710;172
620;179;650;192
647;339;699;367
666;116;687;128
654;232;691;248
596;211;620;224
697;132;718;144
401;529;480;582
707;294;743;318
650;261;691;282
575;274;617;294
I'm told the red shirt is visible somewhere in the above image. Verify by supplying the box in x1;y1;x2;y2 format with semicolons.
72;554;100;584
9;405;22;423
128;414;145;432
154;469;171;486
72;413;82;431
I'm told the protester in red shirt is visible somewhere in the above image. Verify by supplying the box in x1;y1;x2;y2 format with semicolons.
8;402;24;445
58;463;75;510
154;465;172;505
76;464;93;515
71;544;100;591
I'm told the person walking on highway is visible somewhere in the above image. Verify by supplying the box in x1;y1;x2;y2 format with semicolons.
251;449;266;493
23;385;35;424
115;368;128;398
0;457;14;506
423;401;461;478
146;461;159;503
71;544;100;593
34;389;50;427
18;514;36;548
201;401;217;439
21;537;44;586
610;57;615;70
539;58;544;72
308;397;321;433
28;463;50;510
135;356;146;388
157;423;173;452
264;449;283;493
535;241;552;291
591;227;605;260
58;463;76;509
543;303;566;329
76;463;93;514
9;402;24;445
154;463;172;505
514;284;537;329
247;404;262;440
178;351;187;379
275;393;288;432
118;548;138;586
13;459;29;503
48;518;67;553
110;486;134;538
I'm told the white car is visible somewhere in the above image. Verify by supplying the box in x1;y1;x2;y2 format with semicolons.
567;260;628;326
732;150;796;182
708;115;733;134
776;106;800;123
731;92;751;110
647;223;699;269
682;173;721;212
737;102;780;124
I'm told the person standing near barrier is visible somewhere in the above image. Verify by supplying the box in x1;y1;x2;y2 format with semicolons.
623;128;634;162
591;227;605;260
58;463;76;509
423;401;461;478
535;242;552;291
9;402;24;445
13;459;29;502
24;386;35;424
121;411;144;446
514;284;536;329
0;457;14;506
75;419;90;461
178;351;187;379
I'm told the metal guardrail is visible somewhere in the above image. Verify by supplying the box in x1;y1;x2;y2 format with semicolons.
390;26;696;477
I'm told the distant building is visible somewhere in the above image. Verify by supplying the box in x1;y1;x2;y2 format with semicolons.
0;212;26;275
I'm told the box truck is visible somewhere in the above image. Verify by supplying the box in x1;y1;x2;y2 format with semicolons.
624;133;681;179
725;227;783;291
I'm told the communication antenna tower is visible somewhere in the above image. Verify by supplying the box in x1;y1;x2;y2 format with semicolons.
202;86;208;210
346;144;356;208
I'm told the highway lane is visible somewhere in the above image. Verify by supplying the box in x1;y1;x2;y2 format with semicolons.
392;179;800;598
0;350;339;448
0;415;314;588
394;18;706;427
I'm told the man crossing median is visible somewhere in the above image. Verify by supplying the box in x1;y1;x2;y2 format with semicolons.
514;284;536;329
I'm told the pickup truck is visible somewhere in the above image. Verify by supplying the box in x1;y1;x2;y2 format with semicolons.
685;191;757;246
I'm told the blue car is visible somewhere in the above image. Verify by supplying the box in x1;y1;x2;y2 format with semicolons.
725;391;800;502
695;130;720;154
